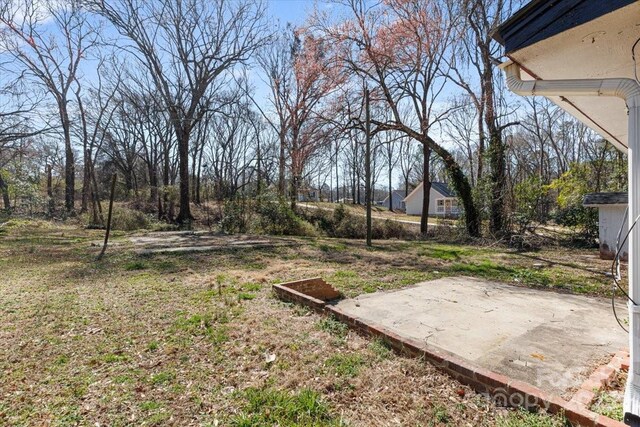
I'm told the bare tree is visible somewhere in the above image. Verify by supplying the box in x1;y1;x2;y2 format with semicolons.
90;0;269;223
0;0;100;213
314;0;480;235
448;0;520;235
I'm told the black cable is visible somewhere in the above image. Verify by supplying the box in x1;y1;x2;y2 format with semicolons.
612;286;628;333
633;37;640;85
610;213;639;305
610;212;640;332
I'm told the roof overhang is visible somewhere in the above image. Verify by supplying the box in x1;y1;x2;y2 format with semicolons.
494;0;640;152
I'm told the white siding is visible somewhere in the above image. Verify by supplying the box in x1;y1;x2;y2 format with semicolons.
405;186;457;216
598;205;628;259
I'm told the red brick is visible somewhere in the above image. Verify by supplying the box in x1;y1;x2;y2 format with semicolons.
594;414;629;427
621;357;630;371
564;402;598;427
571;389;596;406
544;394;570;417
591;365;616;386
582;378;605;392
447;359;476;380
474;367;510;390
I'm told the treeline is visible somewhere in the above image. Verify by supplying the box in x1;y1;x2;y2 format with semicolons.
0;0;627;239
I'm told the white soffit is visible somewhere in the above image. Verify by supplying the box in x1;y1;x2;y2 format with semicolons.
507;1;640;152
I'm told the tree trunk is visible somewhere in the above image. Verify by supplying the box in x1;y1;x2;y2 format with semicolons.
364;88;372;247
81;149;90;213
0;172;10;211
427;138;480;237
335;151;339;203
388;154;393;212
278;130;286;198
488;126;506;235
176;129;193;224
47;165;54;217
62;106;75;214
420;143;431;236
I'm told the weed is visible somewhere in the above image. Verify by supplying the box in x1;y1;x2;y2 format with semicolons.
317;316;348;339
124;260;148;271
496;409;568;427
368;338;393;360
237;292;256;301
139;401;162;411
591;391;623;422
103;353;128;363
325;353;365;377
242;282;262;292
173;313;229;345
433;405;450;423
151;371;174;386
230;388;340;426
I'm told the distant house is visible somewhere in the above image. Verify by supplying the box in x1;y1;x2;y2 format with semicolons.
583;192;628;260
403;182;459;217
297;187;320;202
380;190;406;211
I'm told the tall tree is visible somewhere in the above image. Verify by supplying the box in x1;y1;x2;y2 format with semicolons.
314;0;480;236
448;0;519;235
90;0;269;223
0;0;99;213
259;28;341;208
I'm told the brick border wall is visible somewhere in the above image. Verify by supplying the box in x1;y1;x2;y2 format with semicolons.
273;279;626;427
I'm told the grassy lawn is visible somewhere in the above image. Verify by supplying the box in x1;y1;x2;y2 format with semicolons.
0;219;611;426
300;202;457;226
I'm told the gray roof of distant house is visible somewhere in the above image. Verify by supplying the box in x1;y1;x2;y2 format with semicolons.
431;182;455;198
382;190;406;202
582;192;628;206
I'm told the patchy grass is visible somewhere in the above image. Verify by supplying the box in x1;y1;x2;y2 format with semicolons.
231;388;342;426
591;370;626;421
325;353;365;378
496;409;568;426
317;316;349;339
0;219;612;426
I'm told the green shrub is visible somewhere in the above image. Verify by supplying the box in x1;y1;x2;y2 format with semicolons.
255;200;315;236
221;195;316;237
231;388;339;426
221;198;253;233
109;206;151;231
299;203;411;240
553;205;598;241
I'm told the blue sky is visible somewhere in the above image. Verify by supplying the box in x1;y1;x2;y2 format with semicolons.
266;0;331;26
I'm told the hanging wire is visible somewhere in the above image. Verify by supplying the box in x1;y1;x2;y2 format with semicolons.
612;206;630;332
633;37;640;85
610;209;640;332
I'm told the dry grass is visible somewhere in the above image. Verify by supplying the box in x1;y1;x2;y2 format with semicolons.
299;202;458;226
0;218;602;426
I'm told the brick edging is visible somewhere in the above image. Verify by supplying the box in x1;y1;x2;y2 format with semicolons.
570;350;629;409
273;280;626;427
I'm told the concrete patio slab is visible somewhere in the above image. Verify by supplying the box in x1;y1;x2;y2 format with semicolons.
333;277;627;396
130;231;297;254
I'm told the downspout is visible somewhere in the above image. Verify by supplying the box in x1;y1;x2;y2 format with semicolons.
502;61;640;425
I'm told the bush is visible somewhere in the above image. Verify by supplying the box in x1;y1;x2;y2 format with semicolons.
220;195;316;237
554;204;598;241
109;206;152;231
299;203;412;240
220;198;253;234
255;200;308;236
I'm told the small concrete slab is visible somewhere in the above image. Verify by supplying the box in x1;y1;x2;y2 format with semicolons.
334;277;627;396
130;231;297;254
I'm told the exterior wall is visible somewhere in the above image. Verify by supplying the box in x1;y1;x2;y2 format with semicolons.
405;187;458;216
598;205;628;260
381;193;405;211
